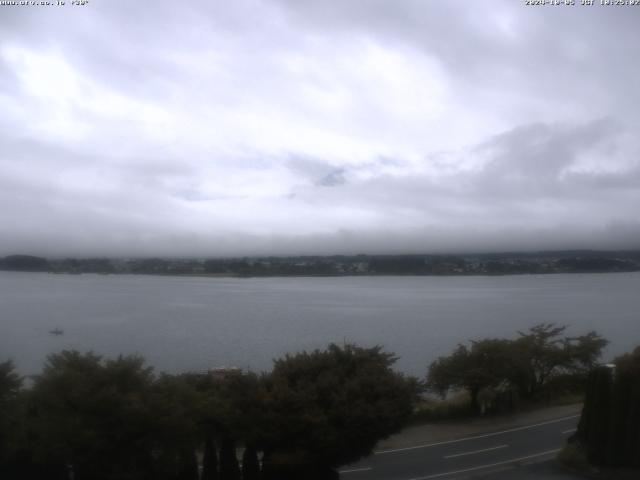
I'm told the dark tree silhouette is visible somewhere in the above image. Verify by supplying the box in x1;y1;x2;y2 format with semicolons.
25;351;199;480
201;432;219;480
241;445;260;480
427;324;608;411
260;344;417;477
575;346;640;468
177;449;199;480
219;436;240;480
427;339;514;413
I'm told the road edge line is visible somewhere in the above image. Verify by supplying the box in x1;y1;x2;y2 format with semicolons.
409;448;561;480
375;415;579;455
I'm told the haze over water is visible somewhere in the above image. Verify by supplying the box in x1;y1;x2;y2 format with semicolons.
3;271;638;377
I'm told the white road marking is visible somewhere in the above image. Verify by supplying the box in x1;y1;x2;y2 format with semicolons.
562;428;577;434
375;415;579;455
443;444;508;459
409;448;562;480
339;467;372;474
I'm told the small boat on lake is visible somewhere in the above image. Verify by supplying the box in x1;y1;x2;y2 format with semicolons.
49;328;64;336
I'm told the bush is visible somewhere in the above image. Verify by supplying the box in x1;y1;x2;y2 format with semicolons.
539;372;587;400
260;344;418;473
557;444;592;473
409;393;473;424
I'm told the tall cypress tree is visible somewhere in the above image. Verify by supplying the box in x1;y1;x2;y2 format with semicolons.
177;448;199;480
611;347;640;467
576;347;640;468
202;433;218;480
607;365;629;466
219;437;240;480
241;446;260;480
585;367;613;465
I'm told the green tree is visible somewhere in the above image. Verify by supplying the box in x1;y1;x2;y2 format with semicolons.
201;432;219;480
609;346;640;467
565;331;610;373
28;351;198;480
241;445;260;480
512;324;607;398
219;436;241;480
427;339;514;413
185;369;263;479
0;360;24;476
259;344;418;478
575;346;640;468
151;374;201;480
427;325;608;411
176;449;199;480
0;360;22;399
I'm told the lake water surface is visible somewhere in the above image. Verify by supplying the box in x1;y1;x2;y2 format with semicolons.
2;271;639;376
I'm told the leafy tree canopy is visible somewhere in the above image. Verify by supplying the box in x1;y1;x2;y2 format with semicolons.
28;351;198;480
427;324;608;410
512;323;607;397
0;360;23;469
427;339;515;412
0;360;22;401
260;343;418;470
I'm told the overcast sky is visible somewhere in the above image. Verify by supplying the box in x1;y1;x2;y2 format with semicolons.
1;0;639;257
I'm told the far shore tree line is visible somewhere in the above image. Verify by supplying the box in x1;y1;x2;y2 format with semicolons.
1;324;635;480
2;250;640;277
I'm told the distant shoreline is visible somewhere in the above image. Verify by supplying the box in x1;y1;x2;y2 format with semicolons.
2;250;640;278
3;269;640;281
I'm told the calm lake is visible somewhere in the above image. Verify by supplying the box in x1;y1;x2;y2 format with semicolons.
2;271;639;377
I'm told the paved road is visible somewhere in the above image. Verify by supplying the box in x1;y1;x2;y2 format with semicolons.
339;415;579;480
473;458;585;479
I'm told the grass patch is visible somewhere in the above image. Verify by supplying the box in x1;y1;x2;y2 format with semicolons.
409;393;472;424
545;392;584;406
557;444;593;474
408;390;583;426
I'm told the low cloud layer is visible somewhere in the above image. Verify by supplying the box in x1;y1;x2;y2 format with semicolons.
1;1;639;256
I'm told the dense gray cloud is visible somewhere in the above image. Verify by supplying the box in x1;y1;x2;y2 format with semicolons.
0;0;639;256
